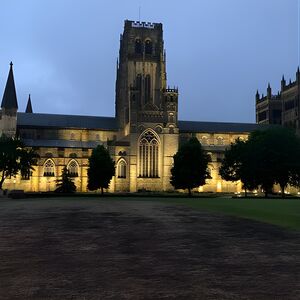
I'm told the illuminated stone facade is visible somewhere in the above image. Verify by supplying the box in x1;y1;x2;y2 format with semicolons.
1;20;263;193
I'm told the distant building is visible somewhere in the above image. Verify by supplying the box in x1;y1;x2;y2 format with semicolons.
0;20;264;193
256;68;300;129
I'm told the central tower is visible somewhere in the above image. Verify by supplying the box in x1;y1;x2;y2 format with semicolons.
115;20;179;192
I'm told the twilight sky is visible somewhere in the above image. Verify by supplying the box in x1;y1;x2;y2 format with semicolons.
0;0;299;123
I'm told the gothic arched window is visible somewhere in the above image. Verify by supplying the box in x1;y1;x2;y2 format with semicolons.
145;74;151;103
67;159;79;177
201;136;208;145
117;159;127;178
139;130;159;178
217;137;224;145
145;39;152;54
43;159;55;177
135;39;142;54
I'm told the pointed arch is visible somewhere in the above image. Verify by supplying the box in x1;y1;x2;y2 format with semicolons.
217;136;224;145
145;39;152;54
43;159;55;177
67;159;79;177
117;158;127;178
135;38;142;54
138;129;160;178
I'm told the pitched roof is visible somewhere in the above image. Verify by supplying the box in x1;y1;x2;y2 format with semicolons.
17;111;267;133
21;138;103;149
178;120;269;133
17;112;118;130
1;62;18;109
25;94;33;113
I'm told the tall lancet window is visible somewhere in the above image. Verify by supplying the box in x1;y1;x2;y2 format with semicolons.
117;159;127;178
145;40;152;55
136;74;142;103
67;159;79;177
145;75;151;103
139;130;159;178
135;39;142;54
43;159;55;177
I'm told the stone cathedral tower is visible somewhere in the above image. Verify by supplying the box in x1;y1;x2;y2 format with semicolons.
114;20;179;192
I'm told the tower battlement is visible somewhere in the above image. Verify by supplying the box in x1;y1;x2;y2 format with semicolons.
124;20;162;31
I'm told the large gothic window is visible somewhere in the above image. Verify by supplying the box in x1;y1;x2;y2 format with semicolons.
135;39;142;54
117;159;127;178
145;75;151;103
139;130;159;178
67;159;79;177
43;159;55;177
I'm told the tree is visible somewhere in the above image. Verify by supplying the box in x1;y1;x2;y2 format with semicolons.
0;135;38;190
170;137;211;196
220;128;300;198
87;145;115;195
219;138;258;196
55;166;76;193
248;128;300;197
19;148;39;180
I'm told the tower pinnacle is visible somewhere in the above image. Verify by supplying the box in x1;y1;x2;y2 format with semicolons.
25;94;33;113
1;62;18;110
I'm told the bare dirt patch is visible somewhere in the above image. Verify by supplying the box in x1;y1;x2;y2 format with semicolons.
0;198;299;299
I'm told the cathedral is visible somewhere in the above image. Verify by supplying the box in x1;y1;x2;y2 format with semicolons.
0;20;263;193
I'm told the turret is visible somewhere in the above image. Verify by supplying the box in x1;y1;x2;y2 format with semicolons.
281;75;286;91
256;90;260;102
25;94;33;113
267;83;272;99
297;67;300;83
0;62;18;137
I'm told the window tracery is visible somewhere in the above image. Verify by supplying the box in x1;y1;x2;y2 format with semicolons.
67;159;79;177
43;159;55;177
139;130;159;178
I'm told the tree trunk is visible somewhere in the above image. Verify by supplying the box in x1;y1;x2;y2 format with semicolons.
264;190;268;198
101;187;104;195
188;187;192;197
244;188;247;198
0;176;5;190
280;184;285;198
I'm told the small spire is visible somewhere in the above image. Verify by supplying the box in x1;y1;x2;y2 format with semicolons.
25;94;33;113
1;61;18;110
297;66;300;74
267;83;271;98
282;75;285;81
256;90;260;101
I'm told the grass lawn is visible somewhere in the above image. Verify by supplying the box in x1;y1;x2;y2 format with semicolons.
155;197;300;231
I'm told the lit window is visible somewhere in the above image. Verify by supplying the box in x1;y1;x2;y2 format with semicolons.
44;159;55;177
139;130;159;178
67;159;79;177
217;137;224;145
117;160;127;178
201;136;208;145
